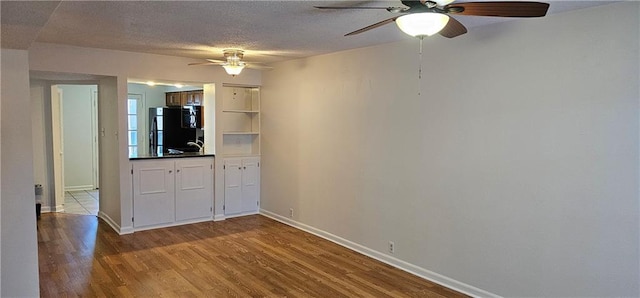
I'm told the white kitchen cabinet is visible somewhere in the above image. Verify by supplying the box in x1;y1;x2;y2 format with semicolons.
224;157;260;216
132;159;175;228
132;157;214;229
175;158;214;221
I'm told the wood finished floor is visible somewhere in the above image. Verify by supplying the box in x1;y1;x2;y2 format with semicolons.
38;213;467;297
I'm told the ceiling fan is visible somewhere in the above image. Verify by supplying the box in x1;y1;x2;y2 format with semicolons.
189;49;272;76
315;0;550;38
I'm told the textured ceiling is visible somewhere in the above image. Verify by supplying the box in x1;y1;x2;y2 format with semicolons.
1;1;616;64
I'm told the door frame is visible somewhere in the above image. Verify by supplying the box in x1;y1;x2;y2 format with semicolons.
51;85;65;211
51;84;101;212
91;90;99;189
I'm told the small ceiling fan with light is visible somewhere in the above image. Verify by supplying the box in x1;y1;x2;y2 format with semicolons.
315;0;550;38
189;49;272;76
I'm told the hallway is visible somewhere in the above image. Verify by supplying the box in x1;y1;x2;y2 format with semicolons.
64;190;98;216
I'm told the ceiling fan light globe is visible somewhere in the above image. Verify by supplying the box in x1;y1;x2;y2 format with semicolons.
222;64;245;76
396;13;450;37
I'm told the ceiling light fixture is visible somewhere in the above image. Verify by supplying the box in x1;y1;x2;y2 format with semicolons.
395;12;450;37
222;49;246;76
222;63;245;76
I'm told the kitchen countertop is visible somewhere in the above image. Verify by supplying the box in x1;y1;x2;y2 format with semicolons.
129;152;214;160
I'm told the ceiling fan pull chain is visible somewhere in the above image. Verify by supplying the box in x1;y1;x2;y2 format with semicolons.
418;37;424;95
418;36;424;80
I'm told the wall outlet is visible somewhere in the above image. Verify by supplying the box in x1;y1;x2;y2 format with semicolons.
389;241;395;254
289;208;293;218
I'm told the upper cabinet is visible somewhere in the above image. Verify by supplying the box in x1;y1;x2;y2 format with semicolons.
166;92;182;106
183;90;203;106
166;90;203;107
220;85;260;156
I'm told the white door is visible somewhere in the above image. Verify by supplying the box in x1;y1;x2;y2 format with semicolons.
241;157;260;213
224;158;243;215
133;160;175;227
175;158;213;221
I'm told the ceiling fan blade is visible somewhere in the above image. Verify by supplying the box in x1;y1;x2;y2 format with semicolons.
188;62;218;66
345;17;398;36
439;16;467;38
314;6;397;10
246;64;273;70
400;0;421;8
445;1;550;17
243;60;269;65
206;59;225;63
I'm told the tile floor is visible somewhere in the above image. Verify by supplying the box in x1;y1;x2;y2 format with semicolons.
64;190;99;216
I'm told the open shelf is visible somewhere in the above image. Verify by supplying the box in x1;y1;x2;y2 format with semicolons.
220;85;260;156
222;133;259;156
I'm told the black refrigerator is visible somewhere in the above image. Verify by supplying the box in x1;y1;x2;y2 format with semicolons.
149;107;201;155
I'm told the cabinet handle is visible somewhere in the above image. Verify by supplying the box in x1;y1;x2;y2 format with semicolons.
238;167;242;170
169;170;172;173
177;169;180;173
243;166;246;170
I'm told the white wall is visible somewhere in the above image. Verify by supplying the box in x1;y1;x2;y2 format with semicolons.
97;77;124;230
28;43;261;232
1;49;40;297
59;84;97;190
261;2;639;297
127;83;170;108
31;80;55;210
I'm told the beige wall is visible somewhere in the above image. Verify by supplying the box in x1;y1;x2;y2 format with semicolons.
1;49;40;297
261;2;639;296
97;77;124;230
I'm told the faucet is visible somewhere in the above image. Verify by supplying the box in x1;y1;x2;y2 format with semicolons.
187;141;203;153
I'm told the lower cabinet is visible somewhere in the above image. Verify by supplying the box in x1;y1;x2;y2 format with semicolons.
132;157;213;229
224;157;260;217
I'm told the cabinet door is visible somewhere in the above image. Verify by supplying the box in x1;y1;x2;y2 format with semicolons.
191;90;203;106
241;157;260;213
166;92;182;106
224;158;243;215
133;160;175;227
175;158;213;221
180;92;189;106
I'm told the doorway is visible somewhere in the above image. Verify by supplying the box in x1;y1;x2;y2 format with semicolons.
51;84;100;216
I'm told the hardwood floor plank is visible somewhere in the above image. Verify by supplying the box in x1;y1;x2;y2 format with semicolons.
38;213;467;297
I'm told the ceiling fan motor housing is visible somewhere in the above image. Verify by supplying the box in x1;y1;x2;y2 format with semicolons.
223;49;244;60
